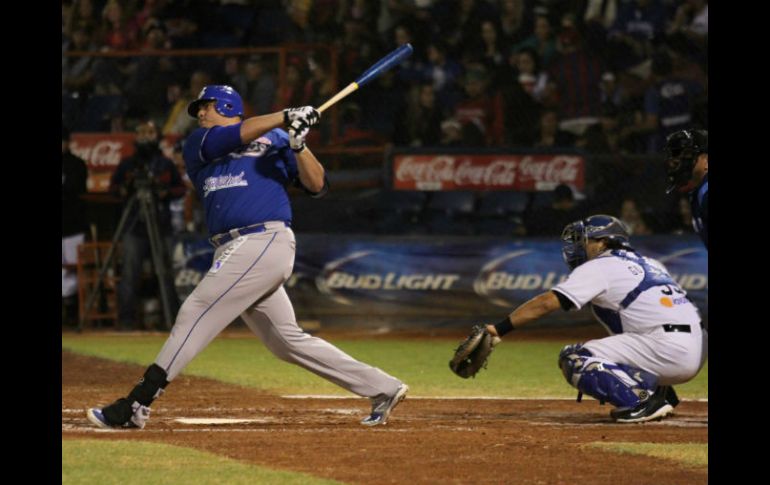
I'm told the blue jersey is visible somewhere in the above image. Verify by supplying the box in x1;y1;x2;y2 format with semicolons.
183;124;306;236
689;173;708;249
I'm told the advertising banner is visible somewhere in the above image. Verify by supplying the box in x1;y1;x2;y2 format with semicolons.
171;234;707;328
70;133;181;192
391;153;585;191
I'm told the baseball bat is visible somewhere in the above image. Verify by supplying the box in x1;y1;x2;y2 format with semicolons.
316;43;414;114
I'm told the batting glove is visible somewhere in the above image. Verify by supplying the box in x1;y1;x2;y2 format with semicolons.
288;119;310;153
283;106;320;127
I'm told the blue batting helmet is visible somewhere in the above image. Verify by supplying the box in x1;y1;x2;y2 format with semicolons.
663;129;708;194
561;215;631;269
187;85;244;118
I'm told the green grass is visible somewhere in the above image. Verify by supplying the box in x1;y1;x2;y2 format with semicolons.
62;334;708;399
587;442;707;468
63;439;346;485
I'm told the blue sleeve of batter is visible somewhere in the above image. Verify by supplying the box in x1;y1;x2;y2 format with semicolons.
183;125;243;165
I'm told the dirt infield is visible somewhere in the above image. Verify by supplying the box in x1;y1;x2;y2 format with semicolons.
62;350;707;484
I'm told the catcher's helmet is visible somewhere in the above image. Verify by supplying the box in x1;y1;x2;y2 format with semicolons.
187;85;244;118
561;215;632;270
663;129;708;194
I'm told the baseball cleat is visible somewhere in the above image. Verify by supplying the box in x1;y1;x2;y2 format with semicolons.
86;408;114;429
610;389;674;423
361;384;409;426
86;408;140;429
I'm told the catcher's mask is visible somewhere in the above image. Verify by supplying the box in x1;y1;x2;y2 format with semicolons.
663;129;708;194
561;215;632;270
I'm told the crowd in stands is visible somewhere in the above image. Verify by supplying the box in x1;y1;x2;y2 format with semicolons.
62;0;706;238
63;0;707;155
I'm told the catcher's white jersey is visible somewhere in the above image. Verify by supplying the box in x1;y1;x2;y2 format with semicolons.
553;249;706;384
552;249;701;335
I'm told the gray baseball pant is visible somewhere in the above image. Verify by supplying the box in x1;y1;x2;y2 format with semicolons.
154;224;402;398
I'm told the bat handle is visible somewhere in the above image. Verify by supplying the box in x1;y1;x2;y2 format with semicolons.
316;82;359;114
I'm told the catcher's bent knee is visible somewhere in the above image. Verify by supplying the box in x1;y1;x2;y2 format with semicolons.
558;345;657;408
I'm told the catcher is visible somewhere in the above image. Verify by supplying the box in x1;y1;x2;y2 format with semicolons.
450;215;708;423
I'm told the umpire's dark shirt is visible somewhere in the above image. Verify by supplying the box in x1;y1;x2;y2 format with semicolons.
62;150;88;237
689;173;708;249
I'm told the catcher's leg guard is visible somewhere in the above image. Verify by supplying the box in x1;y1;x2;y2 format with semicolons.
102;364;169;426
558;344;658;408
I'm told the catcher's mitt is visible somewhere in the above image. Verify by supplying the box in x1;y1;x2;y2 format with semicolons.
449;325;502;378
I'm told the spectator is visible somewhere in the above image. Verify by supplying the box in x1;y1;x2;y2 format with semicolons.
439;118;465;147
391;24;425;84
109;120;186;330
162;70;211;136
546;13;605;134
619;198;653;236
475;20;506;83
302;56;335;108
62;125;89;324
63;27;97;96
671;195;695;236
64;0;98;41
577;103;622;154
357;69;408;140
422;40;464;109
583;0;618;55
524;184;582;236
511;14;558;69
274;59;306;110
606;0;666;71
666;0;708;67
452;64;505;146
498;0;528;45
244;55;277;116
98;0;139;51
499;48;543;147
223;55;248;96
124;22;177;121
619;51;705;154
397;83;444;147
511;47;548;102
444;0;497;54
534;109;575;148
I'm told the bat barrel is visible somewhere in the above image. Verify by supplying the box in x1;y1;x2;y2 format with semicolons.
354;44;413;88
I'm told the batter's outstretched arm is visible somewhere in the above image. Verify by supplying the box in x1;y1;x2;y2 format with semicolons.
294;147;326;194
239;112;285;145
486;291;562;337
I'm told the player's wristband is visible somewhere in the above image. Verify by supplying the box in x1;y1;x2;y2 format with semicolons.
494;317;515;337
292;145;307;153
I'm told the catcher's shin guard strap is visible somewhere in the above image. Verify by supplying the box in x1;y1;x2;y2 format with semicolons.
558;348;658;408
493;317;515;337
127;364;170;407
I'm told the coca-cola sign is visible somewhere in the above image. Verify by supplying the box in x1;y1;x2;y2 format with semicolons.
392;153;584;191
69;133;181;192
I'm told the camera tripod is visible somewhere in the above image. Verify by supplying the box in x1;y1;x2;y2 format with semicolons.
79;177;177;331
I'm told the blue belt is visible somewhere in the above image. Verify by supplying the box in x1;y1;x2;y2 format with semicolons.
209;221;286;248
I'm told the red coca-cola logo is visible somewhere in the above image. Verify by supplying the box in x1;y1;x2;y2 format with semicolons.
395;156;456;182
71;140;128;168
454;159;518;186
518;156;579;183
393;154;584;190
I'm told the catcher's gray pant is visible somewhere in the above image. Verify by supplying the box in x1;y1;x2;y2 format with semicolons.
583;324;708;386
154;224;403;398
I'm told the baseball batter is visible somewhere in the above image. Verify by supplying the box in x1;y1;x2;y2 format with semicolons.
483;215;707;422
87;85;408;429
